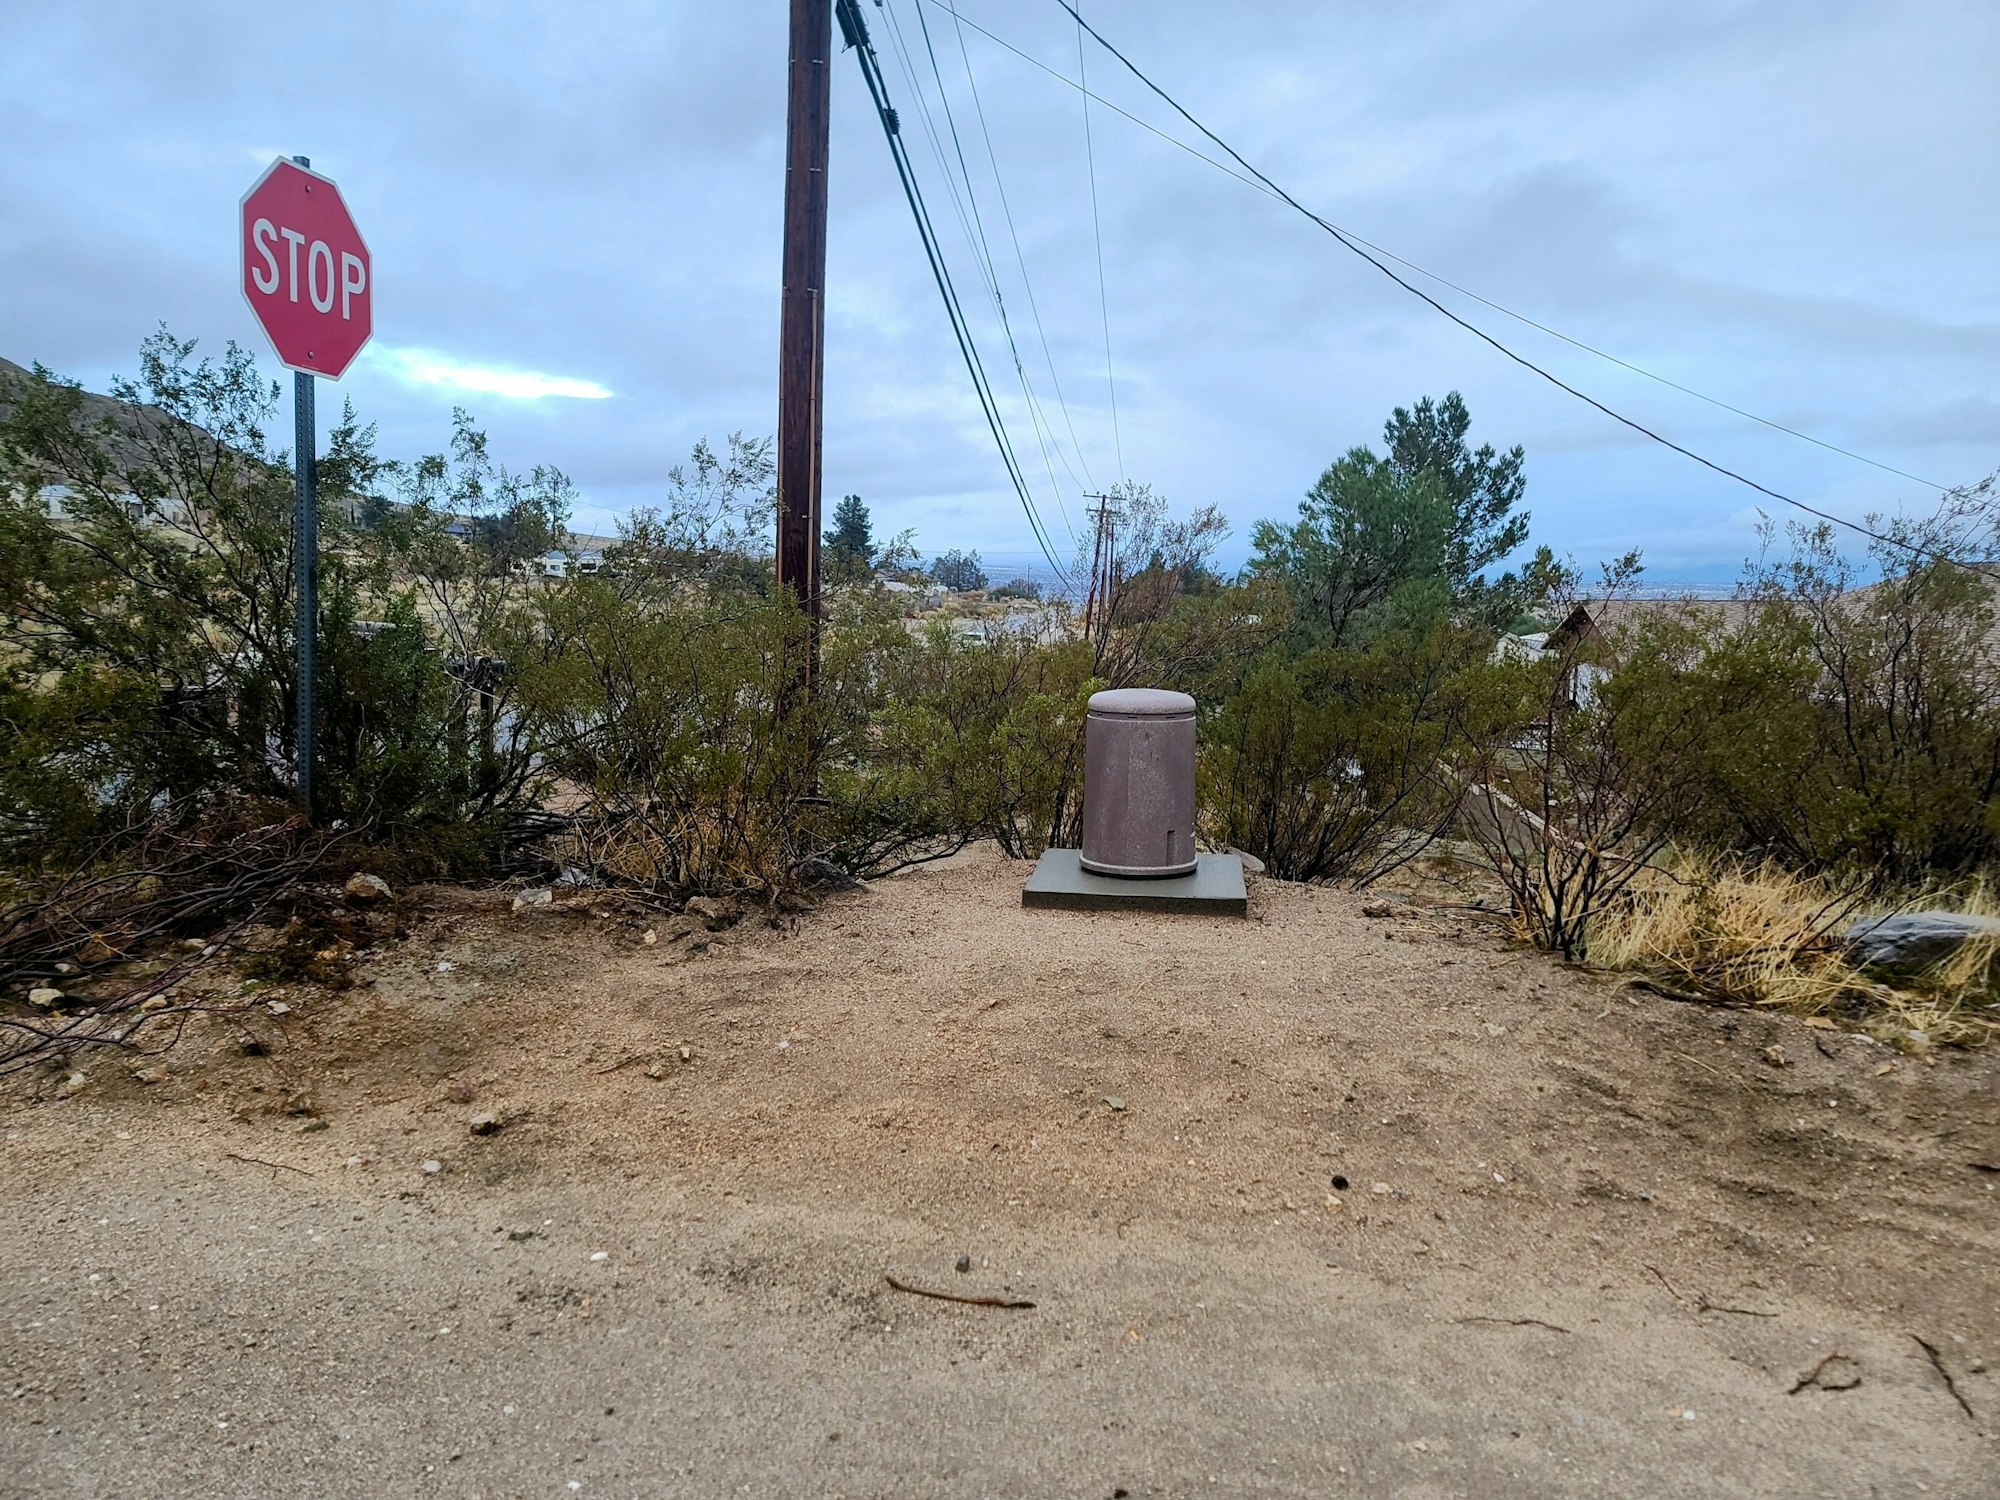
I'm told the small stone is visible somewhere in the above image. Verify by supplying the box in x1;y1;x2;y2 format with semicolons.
266;1001;291;1016
679;1045;693;1063
60;1072;86;1096
435;960;457;973
138;995;170;1014
590;1251;609;1263
1361;901;1397;919
299;1118;329;1133
955;1253;972;1274
1761;1045;1787;1068
1968;1357;1985;1374
512;887;554;912
1104;1095;1128;1112
644;1063;664;1080
77;936;116;965
421;1159;442;1174
1371;1181;1393;1195
28;988;62;1008
642;930;658;946
343;872;392;906
132;1066;166;1085
468;1112;501;1136
1484;1022;1507;1038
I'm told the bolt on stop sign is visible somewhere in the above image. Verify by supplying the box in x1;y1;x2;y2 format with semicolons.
240;158;372;378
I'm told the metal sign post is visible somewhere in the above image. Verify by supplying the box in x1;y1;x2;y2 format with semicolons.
291;285;318;814
238;151;372;817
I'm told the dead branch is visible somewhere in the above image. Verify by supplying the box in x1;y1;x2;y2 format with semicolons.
883;1274;1035;1310
1787;1353;1861;1394
1913;1335;1978;1422
1452;1315;1571;1334
222;1151;314;1178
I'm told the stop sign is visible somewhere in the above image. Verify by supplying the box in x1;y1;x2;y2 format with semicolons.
239;158;372;379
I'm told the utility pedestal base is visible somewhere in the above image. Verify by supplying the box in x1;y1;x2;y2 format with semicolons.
1021;848;1247;916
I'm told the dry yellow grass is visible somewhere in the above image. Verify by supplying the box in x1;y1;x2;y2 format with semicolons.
1590;854;1999;1047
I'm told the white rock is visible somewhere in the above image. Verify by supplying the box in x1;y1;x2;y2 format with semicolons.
28;987;63;1007
589;1251;609;1262
421;1159;442;1174
512;888;554;912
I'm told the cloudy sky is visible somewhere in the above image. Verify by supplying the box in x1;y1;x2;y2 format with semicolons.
3;0;1994;585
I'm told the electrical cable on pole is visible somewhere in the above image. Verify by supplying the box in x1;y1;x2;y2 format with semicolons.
947;4;1100;497
899;0;1080;545
1049;0;1985;574
921;0;1952;499
838;0;1074;587
1076;1;1124;483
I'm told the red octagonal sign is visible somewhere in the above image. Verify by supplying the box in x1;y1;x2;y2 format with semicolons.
240;158;372;379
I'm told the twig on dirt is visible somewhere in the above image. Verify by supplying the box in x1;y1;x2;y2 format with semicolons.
1643;1263;1772;1317
1643;1264;1686;1302
593;1052;651;1075
1628;978;1748;1010
1788;1353;1861;1395
1452;1315;1571;1334
1913;1335;1978;1422
1671;1050;1734;1084
1699;1297;1779;1318
883;1274;1035;1310
222;1151;314;1178
1968;1161;2000;1175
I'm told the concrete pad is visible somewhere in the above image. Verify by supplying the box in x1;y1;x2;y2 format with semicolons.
1021;848;1247;916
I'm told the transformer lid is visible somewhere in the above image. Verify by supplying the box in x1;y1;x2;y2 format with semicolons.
1087;688;1196;719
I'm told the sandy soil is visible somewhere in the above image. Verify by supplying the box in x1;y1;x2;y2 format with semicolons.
2;846;1996;1498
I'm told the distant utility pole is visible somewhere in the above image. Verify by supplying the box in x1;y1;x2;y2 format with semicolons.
1081;492;1119;638
777;0;832;665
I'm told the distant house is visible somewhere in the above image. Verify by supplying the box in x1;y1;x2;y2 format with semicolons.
1496;597;1766;706
533;548;602;577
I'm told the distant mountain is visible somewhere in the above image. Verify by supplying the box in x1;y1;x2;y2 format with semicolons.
0;354;215;476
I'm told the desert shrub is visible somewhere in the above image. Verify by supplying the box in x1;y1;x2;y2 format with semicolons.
1648;504;2000;882
859;626;1097;859
1204;624;1504;883
0;336;563;869
1461;567;1729;959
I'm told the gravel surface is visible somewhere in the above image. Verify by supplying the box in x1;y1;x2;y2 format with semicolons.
3;847;1995;1497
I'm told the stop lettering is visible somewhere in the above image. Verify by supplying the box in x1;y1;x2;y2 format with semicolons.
239;158;373;379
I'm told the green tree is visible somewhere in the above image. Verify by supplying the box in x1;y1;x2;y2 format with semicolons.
1251;393;1531;646
930;548;987;592
824;492;874;582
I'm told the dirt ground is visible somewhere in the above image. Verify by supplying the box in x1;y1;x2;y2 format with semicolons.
3;845;1996;1498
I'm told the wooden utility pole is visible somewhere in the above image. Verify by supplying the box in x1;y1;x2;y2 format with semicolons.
777;0;832;652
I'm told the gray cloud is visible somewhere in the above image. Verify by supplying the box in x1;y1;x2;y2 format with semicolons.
1;0;1993;569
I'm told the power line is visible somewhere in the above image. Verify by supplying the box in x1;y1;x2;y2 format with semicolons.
923;0;1948;497
1049;0;1986;576
838;0;1073;587
945;4;1100;498
878;0;1077;548
1075;2;1123;482
899;0;1081;544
